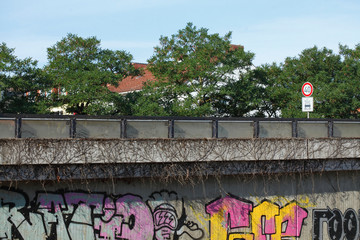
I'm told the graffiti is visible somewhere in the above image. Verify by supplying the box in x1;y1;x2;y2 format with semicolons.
11;187;360;240
147;191;204;240
0;188;205;240
1;190;154;240
313;208;359;240
206;195;308;240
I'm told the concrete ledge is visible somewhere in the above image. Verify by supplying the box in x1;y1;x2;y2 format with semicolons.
0;138;360;165
0;159;359;182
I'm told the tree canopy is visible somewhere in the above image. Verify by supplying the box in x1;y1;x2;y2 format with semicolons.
0;43;47;114
132;23;257;117
45;33;139;115
257;45;360;118
1;27;360;119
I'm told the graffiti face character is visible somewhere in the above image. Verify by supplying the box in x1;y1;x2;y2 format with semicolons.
153;204;178;240
147;191;204;240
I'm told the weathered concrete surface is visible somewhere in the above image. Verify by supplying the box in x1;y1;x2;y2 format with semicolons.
0;138;359;239
1;159;360;182
1;138;360;165
0;171;359;240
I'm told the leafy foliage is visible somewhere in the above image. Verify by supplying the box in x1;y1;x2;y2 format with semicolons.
0;43;48;113
257;45;360;118
45;33;139;115
133;23;257;117
2;29;360;119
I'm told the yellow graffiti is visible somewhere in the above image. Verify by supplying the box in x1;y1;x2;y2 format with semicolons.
229;233;254;240
208;206;228;239
189;204;210;233
206;197;308;240
273;202;297;239
254;195;316;208
296;195;316;208
252;200;280;239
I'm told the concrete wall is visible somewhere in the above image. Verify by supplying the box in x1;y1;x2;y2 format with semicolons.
1;138;360;165
0;171;359;240
0;138;359;239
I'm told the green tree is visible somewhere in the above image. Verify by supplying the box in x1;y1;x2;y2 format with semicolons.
0;42;47;114
45;33;139;115
133;23;257;117
259;45;360;118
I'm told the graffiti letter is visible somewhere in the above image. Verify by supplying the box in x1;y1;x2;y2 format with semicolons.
36;192;70;240
251;200;279;240
95;194;153;240
274;201;308;238
64;192;105;240
206;196;253;239
313;208;335;240
0;189;46;239
343;209;359;240
327;209;343;240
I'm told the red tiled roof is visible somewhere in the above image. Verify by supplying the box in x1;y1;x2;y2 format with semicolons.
108;63;157;93
109;44;242;93
230;44;243;50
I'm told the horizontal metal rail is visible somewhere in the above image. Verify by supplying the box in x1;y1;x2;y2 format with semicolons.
0;114;359;139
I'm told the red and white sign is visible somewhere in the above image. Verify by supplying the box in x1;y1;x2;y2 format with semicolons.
302;82;313;97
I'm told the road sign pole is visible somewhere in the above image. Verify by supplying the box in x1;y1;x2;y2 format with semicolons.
302;82;314;118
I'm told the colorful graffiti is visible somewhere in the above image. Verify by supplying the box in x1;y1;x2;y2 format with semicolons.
206;195;308;239
147;191;204;240
0;188;204;240
3;186;358;239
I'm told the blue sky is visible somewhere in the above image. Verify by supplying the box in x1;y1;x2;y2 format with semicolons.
1;0;360;67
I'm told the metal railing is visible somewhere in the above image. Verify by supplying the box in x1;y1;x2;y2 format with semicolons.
0;114;360;139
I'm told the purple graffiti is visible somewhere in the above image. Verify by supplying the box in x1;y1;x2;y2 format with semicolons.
206;195;253;229
0;187;205;239
0;187;314;240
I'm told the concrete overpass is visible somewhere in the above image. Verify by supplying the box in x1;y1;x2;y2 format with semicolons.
0;115;359;239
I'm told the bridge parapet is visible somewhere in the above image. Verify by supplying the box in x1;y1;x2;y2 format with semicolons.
0;138;359;165
1;115;359;181
1;115;360;139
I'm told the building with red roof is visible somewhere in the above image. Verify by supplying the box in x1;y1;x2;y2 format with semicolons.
108;63;157;94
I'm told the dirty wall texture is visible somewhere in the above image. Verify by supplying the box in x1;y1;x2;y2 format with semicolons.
0;171;359;240
1;138;360;164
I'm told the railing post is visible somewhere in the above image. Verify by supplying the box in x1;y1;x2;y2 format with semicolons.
121;119;127;138
15;117;22;138
292;120;298;138
328;120;334;137
254;120;259;138
168;120;174;138
70;118;76;138
212;120;218;138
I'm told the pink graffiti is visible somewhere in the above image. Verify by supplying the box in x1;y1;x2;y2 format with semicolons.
280;202;308;237
37;193;67;213
94;194;154;239
36;192;154;239
206;196;308;240
206;196;253;229
64;192;104;213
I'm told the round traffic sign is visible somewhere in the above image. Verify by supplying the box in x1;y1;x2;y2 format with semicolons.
302;82;313;97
